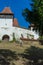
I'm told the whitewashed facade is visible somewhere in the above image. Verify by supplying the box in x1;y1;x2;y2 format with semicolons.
0;26;39;41
0;7;39;41
13;27;39;40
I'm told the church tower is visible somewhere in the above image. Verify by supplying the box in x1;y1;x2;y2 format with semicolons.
0;7;14;41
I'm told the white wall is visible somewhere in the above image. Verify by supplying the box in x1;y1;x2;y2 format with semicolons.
0;18;13;41
0;18;13;27
13;27;39;40
0;26;39;41
0;27;13;41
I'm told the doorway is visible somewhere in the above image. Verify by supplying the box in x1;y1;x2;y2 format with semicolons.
2;35;10;41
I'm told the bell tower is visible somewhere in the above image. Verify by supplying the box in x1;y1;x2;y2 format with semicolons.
0;7;14;41
0;7;14;27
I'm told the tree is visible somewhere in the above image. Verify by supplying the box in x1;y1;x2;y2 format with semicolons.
22;0;43;38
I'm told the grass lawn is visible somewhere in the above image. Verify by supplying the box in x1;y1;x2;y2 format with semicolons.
0;41;43;53
0;41;43;65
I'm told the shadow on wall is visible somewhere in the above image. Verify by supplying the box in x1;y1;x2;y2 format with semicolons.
22;46;43;65
0;49;18;65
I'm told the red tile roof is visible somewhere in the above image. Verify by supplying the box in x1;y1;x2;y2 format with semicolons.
1;7;13;14
13;18;19;27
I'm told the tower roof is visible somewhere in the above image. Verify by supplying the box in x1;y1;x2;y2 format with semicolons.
1;7;13;14
13;18;19;27
0;7;19;27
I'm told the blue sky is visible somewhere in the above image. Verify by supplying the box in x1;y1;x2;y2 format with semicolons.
0;0;32;28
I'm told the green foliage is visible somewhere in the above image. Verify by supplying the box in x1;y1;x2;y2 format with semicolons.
22;0;43;36
39;36;43;40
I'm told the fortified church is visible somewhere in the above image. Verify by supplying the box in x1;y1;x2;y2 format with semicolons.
0;7;39;41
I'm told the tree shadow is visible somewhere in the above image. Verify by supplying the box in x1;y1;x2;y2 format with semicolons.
0;49;18;65
24;60;43;65
22;46;43;65
39;40;43;45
